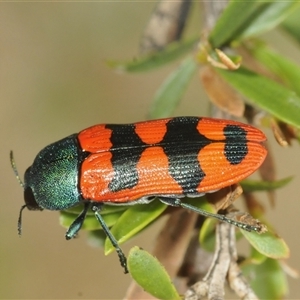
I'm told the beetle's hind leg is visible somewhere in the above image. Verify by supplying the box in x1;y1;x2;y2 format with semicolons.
158;197;265;233
92;204;129;274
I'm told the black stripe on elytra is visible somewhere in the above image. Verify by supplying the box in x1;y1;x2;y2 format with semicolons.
162;117;211;194
106;124;147;192
223;124;248;165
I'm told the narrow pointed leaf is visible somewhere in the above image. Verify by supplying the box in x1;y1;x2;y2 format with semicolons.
128;247;181;300
107;37;198;73
216;67;300;129
240;177;293;193
104;201;167;254
251;43;300;96
149;56;197;118
241;2;300;40
210;1;299;48
282;5;300;44
199;218;217;252
209;1;271;47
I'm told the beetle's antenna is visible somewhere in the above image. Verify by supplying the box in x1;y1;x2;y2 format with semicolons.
10;151;27;235
10;151;24;188
18;205;27;236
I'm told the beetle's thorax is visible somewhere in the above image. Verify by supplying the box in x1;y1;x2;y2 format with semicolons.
24;134;83;210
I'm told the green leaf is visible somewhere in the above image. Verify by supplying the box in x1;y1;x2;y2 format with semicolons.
149;56;197;118
282;5;300;44
59;209;124;231
248;246;268;265
182;197;219;250
209;1;270;47
241;230;290;259
107;37;198;73
104;200;167;254
240;177;293;193
184;196;216;212
250;43;300;96
63;203;126;216
128;246;181;300
209;1;300;48
240;2;300;41
242;258;288;299
186;197;217;252
199;218;216;252
216;67;300;129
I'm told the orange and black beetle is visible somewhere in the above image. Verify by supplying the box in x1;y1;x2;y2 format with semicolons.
11;117;267;273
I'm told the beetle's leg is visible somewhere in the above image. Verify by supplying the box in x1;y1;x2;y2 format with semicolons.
65;202;90;240
92;204;129;274
159;197;265;233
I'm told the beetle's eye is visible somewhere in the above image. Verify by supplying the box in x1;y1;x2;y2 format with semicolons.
24;187;41;210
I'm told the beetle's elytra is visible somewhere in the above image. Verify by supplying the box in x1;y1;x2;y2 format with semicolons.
11;117;267;273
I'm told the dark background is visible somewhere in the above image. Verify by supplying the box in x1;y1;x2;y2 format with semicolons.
1;3;299;299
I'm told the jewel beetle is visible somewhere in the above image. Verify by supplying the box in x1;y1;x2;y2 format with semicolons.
11;116;267;273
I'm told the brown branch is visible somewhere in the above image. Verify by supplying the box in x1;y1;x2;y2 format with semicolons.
140;0;192;54
202;0;228;31
228;260;259;300
184;222;259;300
184;222;232;300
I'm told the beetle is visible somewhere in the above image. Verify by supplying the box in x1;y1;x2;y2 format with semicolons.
11;116;267;273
